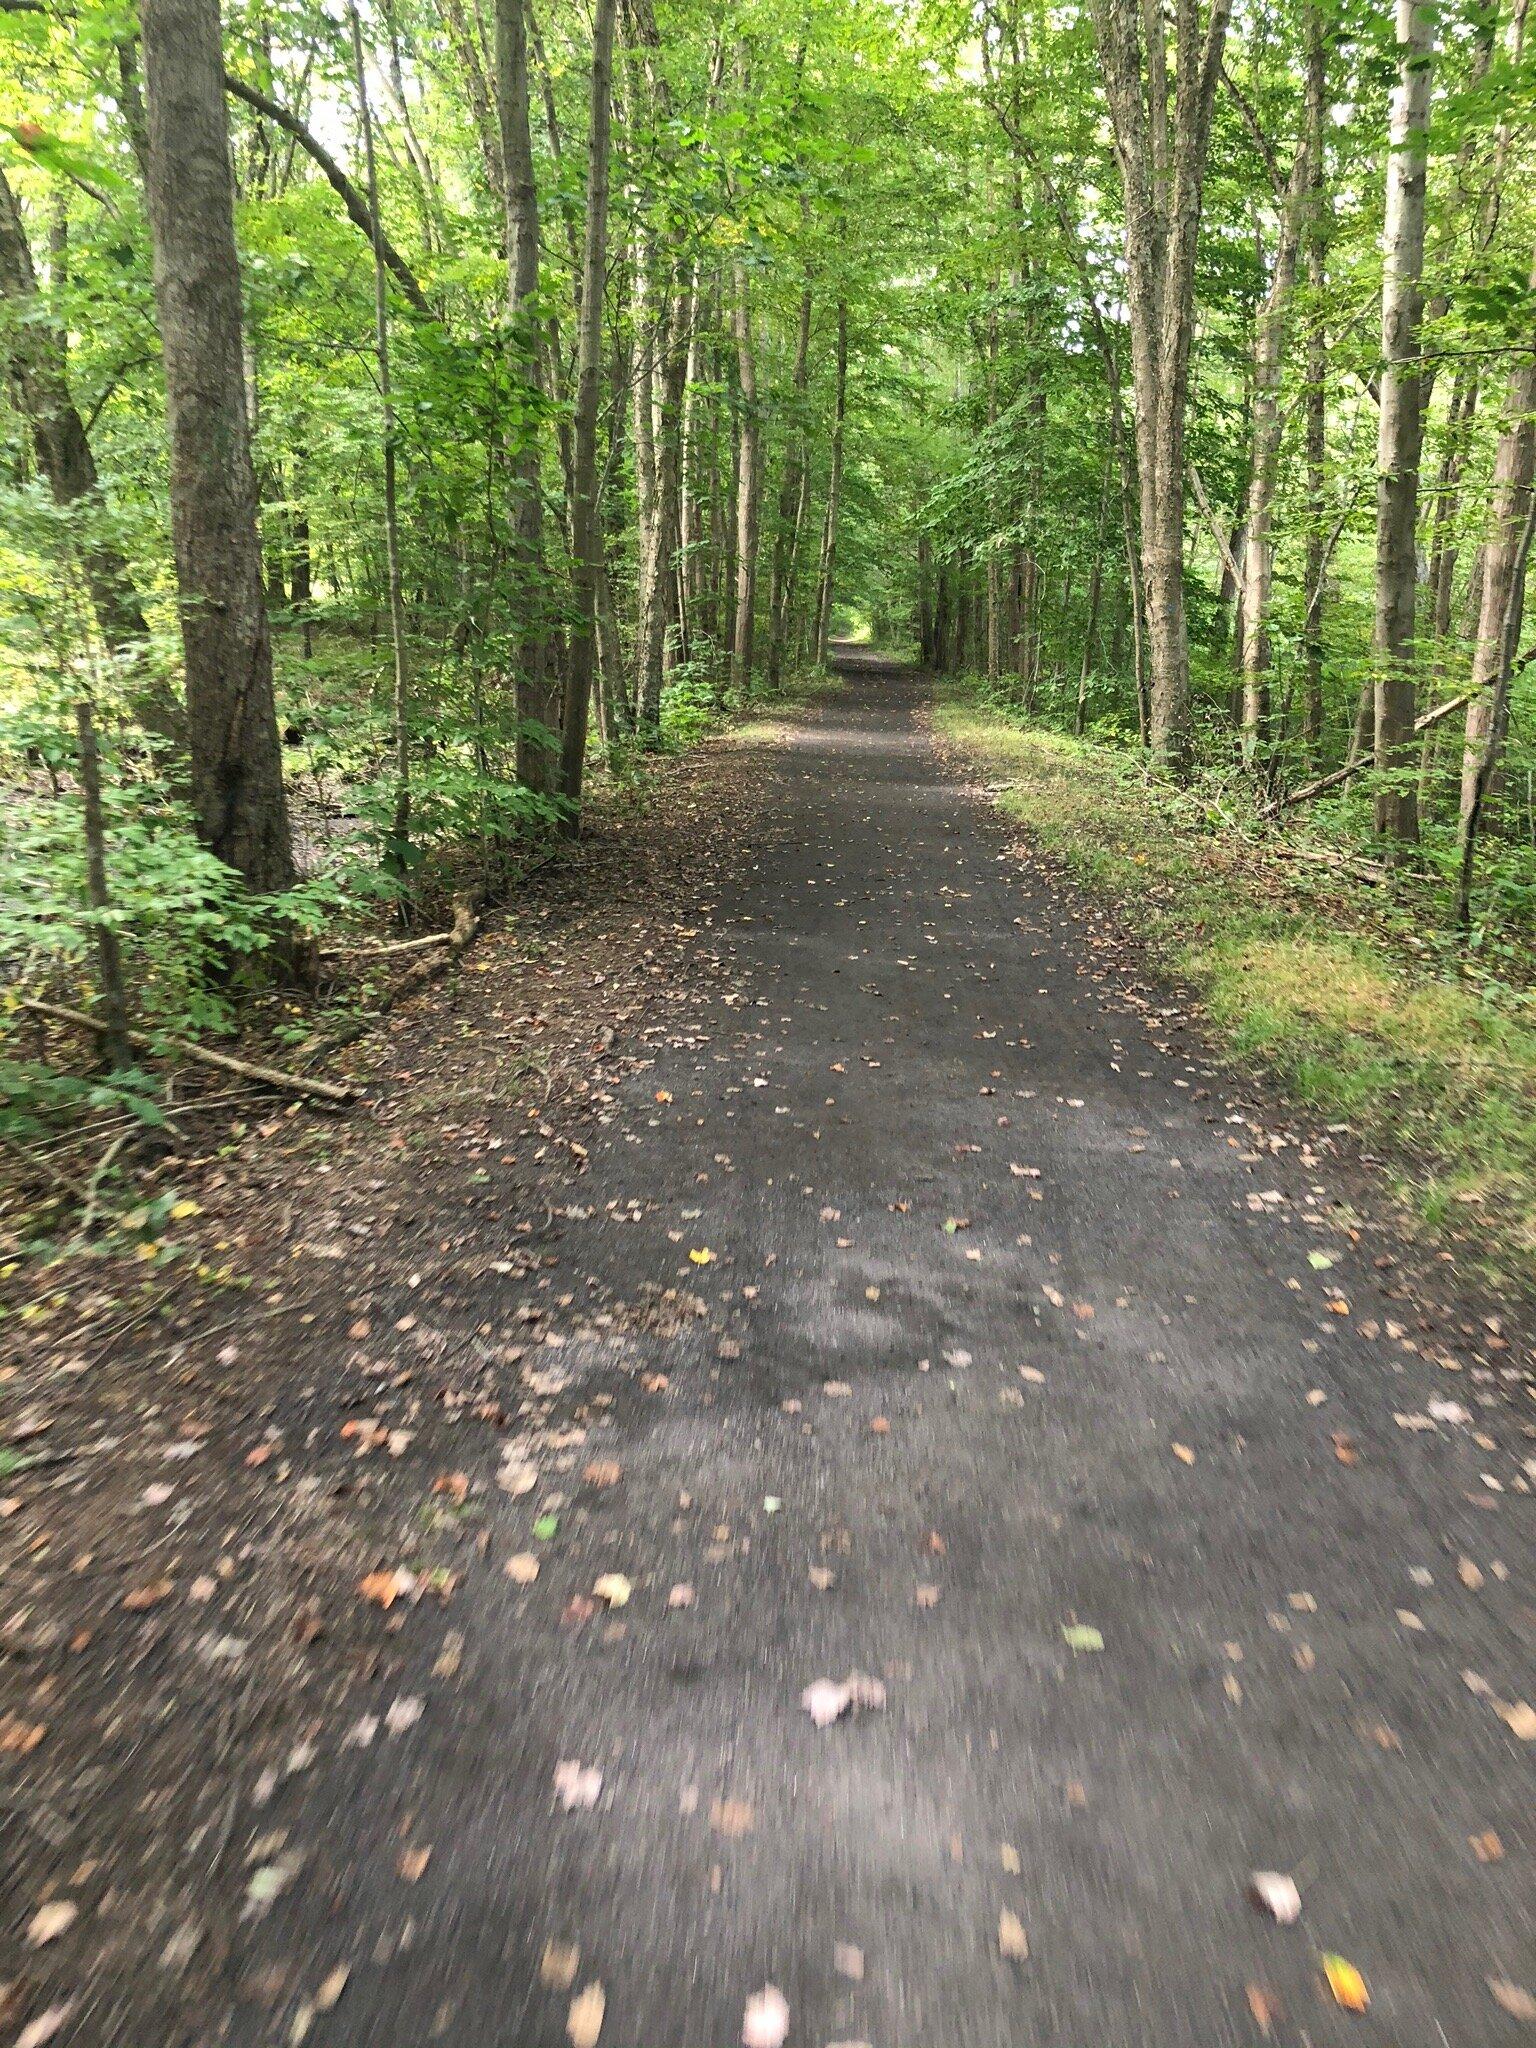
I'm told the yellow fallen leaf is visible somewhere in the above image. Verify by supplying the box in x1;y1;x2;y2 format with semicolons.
1321;1953;1369;2012
568;1982;605;2048
592;1573;631;1608
688;1248;715;1265
998;1908;1029;1960
1172;1442;1195;1465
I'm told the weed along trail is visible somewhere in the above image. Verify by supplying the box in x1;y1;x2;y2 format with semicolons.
193;658;1528;2048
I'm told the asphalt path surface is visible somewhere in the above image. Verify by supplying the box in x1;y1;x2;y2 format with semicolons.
233;657;1533;2048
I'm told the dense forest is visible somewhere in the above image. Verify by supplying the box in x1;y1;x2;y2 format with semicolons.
1;0;1534;1201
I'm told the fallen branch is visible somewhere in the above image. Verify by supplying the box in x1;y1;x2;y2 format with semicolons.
1278;693;1471;807
18;998;358;1105
1267;840;1388;884
299;893;480;1065
318;928;456;961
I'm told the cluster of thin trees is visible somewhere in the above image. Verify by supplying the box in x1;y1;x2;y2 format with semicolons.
917;0;1534;911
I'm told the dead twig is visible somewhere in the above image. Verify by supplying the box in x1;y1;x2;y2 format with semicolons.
19;998;358;1105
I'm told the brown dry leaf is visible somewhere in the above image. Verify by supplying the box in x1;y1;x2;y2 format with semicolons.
1320;1954;1369;2012
1331;1432;1359;1466
808;1565;835;1590
710;1798;755;1838
833;1942;865;1981
999;1843;1021;1873
315;1966;350;2012
1501;1701;1536;1740
123;1577;174;1611
1470;1830;1504;1863
668;1583;695;1608
0;1713;46;1754
432;1471;470;1504
915;1584;940;1608
998;1908;1029;1961
1245;1983;1280;2036
358;1568;413;1609
592;1573;631;1608
540;1940;580;1990
869;1416;890;1434
1488;1979;1536;2022
553;1761;603;1811
1458;1556;1485;1590
506;1554;541;1585
568;1982;606;2048
396;1845;432;1883
1172;1442;1196;1465
13;2005;75;2048
583;1460;623;1489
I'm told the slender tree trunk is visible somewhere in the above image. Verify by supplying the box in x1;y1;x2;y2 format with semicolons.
349;4;411;881
1300;5;1329;770
1239;144;1311;768
139;0;292;891
1090;0;1232;777
1459;246;1536;830
495;0;556;794
0;164;184;757
814;299;848;666
729;254;762;703
75;693;132;1071
558;0;616;813
1373;0;1435;845
767;266;814;691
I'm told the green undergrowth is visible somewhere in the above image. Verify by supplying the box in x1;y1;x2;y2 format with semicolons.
934;682;1536;1290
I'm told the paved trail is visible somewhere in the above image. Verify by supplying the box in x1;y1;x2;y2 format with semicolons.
243;660;1531;2047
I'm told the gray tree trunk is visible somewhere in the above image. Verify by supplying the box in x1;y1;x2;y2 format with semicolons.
139;0;292;890
1372;0;1435;845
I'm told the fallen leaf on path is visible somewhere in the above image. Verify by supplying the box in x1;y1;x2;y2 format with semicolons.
1000;1842;1021;1872
1172;1443;1195;1465
541;1940;580;1989
1488;1979;1536;2021
553;1760;603;1810
833;1942;864;1980
385;1695;423;1735
0;1713;46;1754
583;1460;622;1488
1061;1624;1104;1652
506;1554;540;1584
123;1578;174;1611
1500;1701;1536;1740
1458;1556;1485;1590
668;1583;694;1607
498;1461;538;1497
14;2004;75;2048
568;1982;606;2048
742;1986;790;2048
358;1568;414;1609
1321;1954;1369;2012
710;1798;755;1838
27;1900;77;1946
315;1965;350;2011
998;1908;1029;1960
396;1845;431;1882
1245;1983;1279;2035
801;1671;886;1726
808;1565;835;1590
688;1248;716;1265
1250;1872;1301;1924
1470;1830;1504;1862
593;1573;631;1608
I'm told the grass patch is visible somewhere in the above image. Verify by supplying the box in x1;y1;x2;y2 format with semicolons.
935;683;1536;1287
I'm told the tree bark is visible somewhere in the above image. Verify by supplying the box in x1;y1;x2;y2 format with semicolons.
1089;0;1233;776
140;0;293;891
814;299;848;667
1458;245;1536;829
729;252;762;702
1300;2;1329;769
0;164;185;757
767;265;814;691
1372;0;1434;845
558;0;616;813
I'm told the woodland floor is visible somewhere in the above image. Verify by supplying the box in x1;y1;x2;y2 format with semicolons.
2;654;1534;2048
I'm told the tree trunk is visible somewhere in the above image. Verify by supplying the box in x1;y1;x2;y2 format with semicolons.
349;2;411;881
558;0;616;813
139;0;292;891
74;692;132;1071
1372;0;1434;846
1239;142;1311;768
0;163;185;757
729;254;762;703
495;0;556;794
1459;246;1536;830
814;299;848;666
1090;0;1233;777
767;266;814;691
1301;3;1329;769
